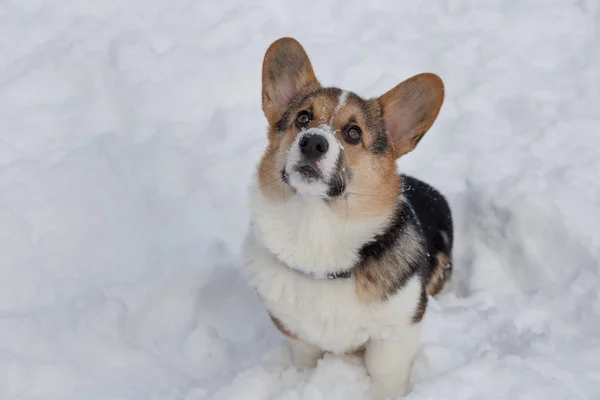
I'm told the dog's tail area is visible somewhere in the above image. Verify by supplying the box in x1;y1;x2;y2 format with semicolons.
426;230;453;297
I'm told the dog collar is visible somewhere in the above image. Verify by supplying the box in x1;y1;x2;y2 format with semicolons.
290;267;352;280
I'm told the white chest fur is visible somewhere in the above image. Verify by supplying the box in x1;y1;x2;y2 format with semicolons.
243;231;421;353
250;190;391;274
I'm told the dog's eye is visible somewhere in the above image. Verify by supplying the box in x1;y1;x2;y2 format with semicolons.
295;111;312;128
344;125;362;144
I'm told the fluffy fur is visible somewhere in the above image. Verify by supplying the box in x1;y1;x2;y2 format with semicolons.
242;37;453;400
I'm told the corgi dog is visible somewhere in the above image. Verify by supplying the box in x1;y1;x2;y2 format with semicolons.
242;37;453;400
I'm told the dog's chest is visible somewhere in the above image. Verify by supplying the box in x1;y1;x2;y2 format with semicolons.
244;232;421;354
251;193;390;273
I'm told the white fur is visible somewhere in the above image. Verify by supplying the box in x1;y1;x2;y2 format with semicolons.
285;125;343;198
365;325;420;399
335;90;349;113
250;186;392;273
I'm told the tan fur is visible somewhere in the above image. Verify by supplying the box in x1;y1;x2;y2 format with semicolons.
378;73;445;158
262;38;319;126
270;314;298;339
354;263;389;303
332;156;399;220
257;131;296;202
328;98;401;220
426;251;451;297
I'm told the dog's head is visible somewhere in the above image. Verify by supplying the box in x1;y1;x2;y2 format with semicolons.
257;38;444;216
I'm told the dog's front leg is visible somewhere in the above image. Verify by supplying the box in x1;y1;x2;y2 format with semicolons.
365;324;420;400
290;338;324;370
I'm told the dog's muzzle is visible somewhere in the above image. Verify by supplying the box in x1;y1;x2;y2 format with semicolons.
284;126;344;197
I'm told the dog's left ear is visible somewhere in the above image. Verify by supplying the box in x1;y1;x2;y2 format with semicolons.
262;38;319;126
378;73;444;158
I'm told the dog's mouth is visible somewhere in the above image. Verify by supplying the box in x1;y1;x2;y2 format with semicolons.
283;167;342;198
295;163;321;181
283;158;347;199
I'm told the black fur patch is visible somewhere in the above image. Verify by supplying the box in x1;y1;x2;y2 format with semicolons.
401;175;454;282
358;203;410;262
412;282;428;323
369;133;388;154
281;168;289;184
326;155;347;198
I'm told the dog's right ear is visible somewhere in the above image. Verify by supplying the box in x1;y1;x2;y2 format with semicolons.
378;73;444;159
262;38;319;126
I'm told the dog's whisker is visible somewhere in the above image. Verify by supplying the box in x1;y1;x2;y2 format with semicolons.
260;158;280;167
260;177;284;189
347;191;389;198
371;165;401;191
344;195;349;225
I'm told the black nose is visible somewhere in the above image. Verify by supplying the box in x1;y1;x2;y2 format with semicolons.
299;134;329;160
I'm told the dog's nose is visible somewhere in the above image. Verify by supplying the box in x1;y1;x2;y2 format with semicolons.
299;134;329;160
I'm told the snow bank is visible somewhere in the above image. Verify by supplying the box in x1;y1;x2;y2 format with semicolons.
0;0;598;399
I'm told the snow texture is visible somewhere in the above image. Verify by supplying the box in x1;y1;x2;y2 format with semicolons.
0;0;599;399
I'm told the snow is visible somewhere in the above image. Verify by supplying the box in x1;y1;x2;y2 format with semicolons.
0;0;599;399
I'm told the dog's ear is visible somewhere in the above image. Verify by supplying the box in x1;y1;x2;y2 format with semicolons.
262;38;319;125
378;73;444;158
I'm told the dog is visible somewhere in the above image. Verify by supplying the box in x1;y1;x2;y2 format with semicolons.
242;37;453;400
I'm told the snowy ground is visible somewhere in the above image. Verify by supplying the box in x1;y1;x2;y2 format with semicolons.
0;0;599;399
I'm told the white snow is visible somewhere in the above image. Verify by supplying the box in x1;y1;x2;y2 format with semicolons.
0;0;599;399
